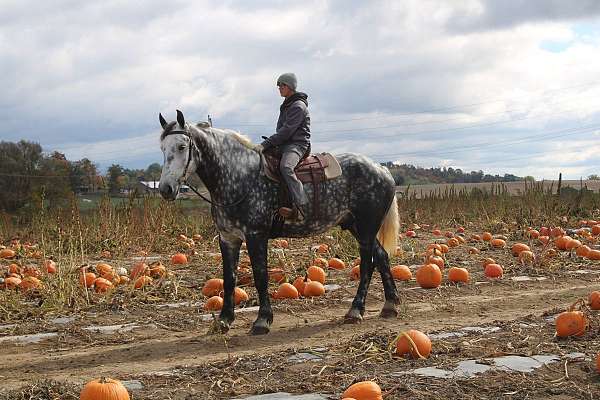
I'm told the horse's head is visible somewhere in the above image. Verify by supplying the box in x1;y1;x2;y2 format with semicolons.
158;110;197;201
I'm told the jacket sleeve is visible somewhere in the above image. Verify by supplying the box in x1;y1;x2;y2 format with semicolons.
263;103;305;147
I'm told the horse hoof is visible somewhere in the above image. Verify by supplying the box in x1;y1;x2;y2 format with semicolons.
380;307;398;319
380;300;398;319
250;324;270;335
344;309;363;324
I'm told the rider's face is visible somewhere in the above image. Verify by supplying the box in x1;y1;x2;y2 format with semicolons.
277;83;293;98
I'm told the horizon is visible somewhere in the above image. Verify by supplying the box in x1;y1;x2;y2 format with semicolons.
1;1;600;180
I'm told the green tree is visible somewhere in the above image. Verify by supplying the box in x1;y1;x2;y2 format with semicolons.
145;163;162;181
107;164;125;194
588;174;600;180
0;140;44;211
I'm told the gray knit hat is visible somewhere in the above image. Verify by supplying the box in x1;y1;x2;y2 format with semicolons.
277;73;297;91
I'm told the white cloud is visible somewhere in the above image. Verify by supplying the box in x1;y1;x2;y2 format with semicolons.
1;1;600;179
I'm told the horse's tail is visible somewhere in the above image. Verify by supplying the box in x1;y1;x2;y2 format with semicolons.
377;194;399;258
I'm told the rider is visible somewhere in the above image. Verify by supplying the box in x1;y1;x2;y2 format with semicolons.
257;73;311;221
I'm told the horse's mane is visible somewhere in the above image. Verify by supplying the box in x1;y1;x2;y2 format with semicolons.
160;120;255;151
194;123;256;150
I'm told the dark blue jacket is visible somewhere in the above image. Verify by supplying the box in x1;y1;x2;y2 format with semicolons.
261;92;310;148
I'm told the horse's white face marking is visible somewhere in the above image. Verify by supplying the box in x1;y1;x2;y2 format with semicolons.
159;128;197;200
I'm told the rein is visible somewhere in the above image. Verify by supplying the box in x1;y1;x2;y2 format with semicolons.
162;129;262;208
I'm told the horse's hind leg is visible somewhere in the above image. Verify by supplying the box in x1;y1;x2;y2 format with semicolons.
246;234;273;335
373;239;400;318
212;235;242;334
343;223;399;321
344;230;377;323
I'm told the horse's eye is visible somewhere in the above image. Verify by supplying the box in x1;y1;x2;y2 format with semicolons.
178;145;186;152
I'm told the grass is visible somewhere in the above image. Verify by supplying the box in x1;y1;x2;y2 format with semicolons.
1;182;600;321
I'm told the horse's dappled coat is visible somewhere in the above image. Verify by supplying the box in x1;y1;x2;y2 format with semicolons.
159;111;400;335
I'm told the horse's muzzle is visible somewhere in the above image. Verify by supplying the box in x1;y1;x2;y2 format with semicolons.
159;182;177;201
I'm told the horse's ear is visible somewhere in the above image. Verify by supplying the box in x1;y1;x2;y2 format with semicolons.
159;113;167;129
176;110;185;128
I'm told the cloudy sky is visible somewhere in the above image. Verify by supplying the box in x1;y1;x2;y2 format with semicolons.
2;0;600;179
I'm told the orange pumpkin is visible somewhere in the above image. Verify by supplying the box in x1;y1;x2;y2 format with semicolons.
592;225;600;236
565;239;582;251
391;265;412;281
470;234;482;242
307;265;326;284
576;245;591;257
341;381;383;400
149;262;167;278
588;250;600;260
415;264;442;289
80;377;130;400
233;287;249;305
93;277;113;293
511;243;530;256
303;281;325;297
80;272;97;288
3;276;21;289
467;246;480;254
292;276;309;296
484;263;503;278
273;282;299;299
134;275;153;289
447;238;459;247
8;263;21;274
538;236;550;245
432;229;442;236
481;257;496;269
555;311;587;337
447;267;469;283
44;259;57;274
19;276;42;291
328;257;346;270
171;253;188;264
550;227;565;237
588;291;600;310
96;263;114;276
554;236;572;250
349;265;360;281
204;296;224;311
268;268;287;283
315;243;329;254
313;257;328;268
490;238;506;248
427;255;444;269
482;232;493;241
202;278;224;297
0;248;16;259
395;329;432;358
527;229;540;239
518;250;535;264
441;242;452;252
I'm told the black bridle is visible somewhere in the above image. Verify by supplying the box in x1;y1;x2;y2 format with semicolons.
162;128;261;208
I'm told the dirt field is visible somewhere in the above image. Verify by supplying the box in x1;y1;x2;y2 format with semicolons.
397;179;600;198
1;226;600;399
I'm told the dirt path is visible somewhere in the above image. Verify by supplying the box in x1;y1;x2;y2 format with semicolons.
1;276;596;392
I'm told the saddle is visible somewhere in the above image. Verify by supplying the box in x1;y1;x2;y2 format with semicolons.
262;151;342;221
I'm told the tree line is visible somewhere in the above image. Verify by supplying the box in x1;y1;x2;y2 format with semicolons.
4;139;594;212
0;141;161;212
380;162;526;186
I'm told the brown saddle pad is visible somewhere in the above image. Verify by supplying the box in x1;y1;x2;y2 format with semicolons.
263;152;342;183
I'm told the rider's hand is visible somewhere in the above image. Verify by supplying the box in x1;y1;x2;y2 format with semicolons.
253;144;264;152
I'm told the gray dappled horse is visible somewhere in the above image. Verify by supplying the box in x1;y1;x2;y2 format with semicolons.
158;110;400;335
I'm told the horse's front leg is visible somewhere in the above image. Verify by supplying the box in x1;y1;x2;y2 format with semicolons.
246;234;273;335
212;235;241;334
